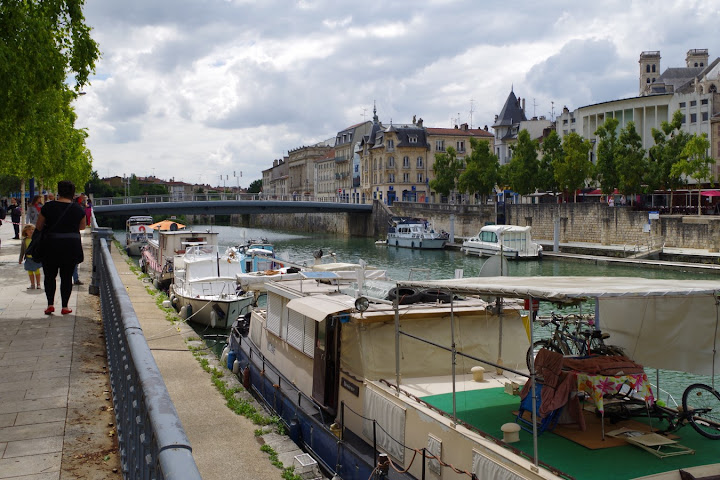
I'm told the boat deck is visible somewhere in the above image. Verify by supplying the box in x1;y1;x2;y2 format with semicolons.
388;371;720;480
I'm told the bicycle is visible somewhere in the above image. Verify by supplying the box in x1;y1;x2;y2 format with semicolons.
604;382;720;440
526;312;624;371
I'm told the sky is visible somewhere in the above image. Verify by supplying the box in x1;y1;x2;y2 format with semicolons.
74;0;720;188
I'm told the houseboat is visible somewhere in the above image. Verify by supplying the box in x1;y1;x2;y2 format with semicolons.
140;228;218;289
387;217;448;249
227;275;720;480
462;225;542;259
125;215;154;256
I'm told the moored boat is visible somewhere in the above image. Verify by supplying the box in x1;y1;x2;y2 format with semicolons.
140;228;218;289
125;215;154;256
227;275;720;480
387;217;448;249
462;225;542;259
170;243;255;328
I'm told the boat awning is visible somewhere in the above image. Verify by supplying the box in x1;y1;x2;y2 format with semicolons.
286;294;355;322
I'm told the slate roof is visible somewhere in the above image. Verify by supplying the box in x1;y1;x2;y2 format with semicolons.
426;128;494;138
493;90;526;128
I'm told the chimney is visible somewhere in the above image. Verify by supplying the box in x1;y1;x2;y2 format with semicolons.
484;125;489;131
417;118;423;127
461;123;469;131
522;98;525;112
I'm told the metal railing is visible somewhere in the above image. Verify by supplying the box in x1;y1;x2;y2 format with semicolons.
91;227;202;479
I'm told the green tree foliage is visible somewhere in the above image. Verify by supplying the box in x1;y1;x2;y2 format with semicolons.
672;133;714;215
84;171;117;197
248;179;263;193
594;117;620;194
457;139;499;204
0;0;100;188
648;110;692;212
555;133;593;202
505;130;539;195
615;121;646;203
429;147;462;199
538;131;561;193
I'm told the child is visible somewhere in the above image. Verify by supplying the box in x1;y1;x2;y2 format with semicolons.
19;224;42;289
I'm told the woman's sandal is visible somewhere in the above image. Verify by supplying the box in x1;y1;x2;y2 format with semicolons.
61;308;72;315
44;306;55;315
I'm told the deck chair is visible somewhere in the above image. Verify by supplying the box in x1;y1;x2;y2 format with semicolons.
516;383;562;434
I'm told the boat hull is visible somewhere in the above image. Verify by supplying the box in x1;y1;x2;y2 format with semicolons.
172;289;254;329
386;234;446;249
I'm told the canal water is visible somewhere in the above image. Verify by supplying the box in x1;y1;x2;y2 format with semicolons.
118;224;719;405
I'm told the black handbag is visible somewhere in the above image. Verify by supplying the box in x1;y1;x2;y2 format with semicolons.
26;203;74;263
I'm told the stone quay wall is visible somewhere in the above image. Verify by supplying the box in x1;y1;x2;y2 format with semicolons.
232;200;720;251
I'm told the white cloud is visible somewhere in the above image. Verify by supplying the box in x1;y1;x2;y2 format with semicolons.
75;0;720;187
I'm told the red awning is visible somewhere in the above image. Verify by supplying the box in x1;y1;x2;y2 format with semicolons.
700;190;720;197
586;188;619;195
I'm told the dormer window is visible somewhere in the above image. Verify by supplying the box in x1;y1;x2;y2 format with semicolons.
409;135;418;144
386;139;394;149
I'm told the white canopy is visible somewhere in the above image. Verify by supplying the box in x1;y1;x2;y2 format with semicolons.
286;294;356;322
398;277;720;377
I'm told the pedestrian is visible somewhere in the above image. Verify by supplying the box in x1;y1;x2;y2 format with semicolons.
26;195;42;225
7;197;22;239
36;180;86;315
85;198;93;226
19;224;42;289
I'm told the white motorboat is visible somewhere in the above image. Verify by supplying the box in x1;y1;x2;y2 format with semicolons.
386;217;448;249
462;224;542;259
140;228;218;289
227;275;720;480
125;215;154;256
170;243;255;329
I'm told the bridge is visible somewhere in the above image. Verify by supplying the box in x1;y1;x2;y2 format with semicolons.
92;194;372;217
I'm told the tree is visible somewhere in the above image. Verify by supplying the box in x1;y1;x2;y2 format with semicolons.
555;133;593;202
505;130;539;195
538;131;561;193
672;133;714;215
429;146;462;200
615;121;646;204
457;139;499;204
648;110;692;212
84;171;117;197
594;117;620;195
248;179;262;193
0;0;100;202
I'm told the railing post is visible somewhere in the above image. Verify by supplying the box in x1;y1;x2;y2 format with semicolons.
90;227;113;296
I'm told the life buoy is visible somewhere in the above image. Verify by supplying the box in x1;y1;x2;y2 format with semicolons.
139;225;146;233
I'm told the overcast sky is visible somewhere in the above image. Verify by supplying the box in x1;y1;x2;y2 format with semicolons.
75;0;720;188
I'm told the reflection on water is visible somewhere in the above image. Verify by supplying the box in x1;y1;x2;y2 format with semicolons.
114;225;719;400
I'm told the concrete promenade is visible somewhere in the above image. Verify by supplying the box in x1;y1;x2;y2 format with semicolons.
0;219;284;479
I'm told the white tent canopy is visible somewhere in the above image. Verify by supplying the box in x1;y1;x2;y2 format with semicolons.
398;277;720;377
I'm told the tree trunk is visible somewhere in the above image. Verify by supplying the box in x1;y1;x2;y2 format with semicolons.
20;179;25;230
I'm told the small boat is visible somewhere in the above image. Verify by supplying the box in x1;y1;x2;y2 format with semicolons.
386;217;448;249
140;228;218;290
170;243;255;329
125;215;154;256
462;224;542;259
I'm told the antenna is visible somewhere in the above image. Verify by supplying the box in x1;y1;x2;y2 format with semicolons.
361;107;367;121
532;98;538;117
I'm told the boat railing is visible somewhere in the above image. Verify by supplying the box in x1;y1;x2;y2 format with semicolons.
90;228;202;480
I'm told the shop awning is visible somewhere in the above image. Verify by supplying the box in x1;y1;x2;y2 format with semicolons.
701;190;720;197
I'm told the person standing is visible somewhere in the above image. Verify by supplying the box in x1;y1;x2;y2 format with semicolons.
19;224;42;289
36;180;86;315
26;195;42;225
7;197;21;239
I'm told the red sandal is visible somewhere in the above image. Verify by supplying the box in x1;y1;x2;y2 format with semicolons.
61;308;73;315
44;306;55;315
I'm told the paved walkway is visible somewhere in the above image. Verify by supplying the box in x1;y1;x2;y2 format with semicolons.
0;221;119;479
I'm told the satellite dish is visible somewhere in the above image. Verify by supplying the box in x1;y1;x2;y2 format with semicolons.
479;255;509;277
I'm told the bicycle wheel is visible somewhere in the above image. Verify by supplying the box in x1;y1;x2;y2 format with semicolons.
526;340;561;372
682;383;720;440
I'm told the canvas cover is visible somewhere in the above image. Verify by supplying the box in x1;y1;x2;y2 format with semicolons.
398;277;720;376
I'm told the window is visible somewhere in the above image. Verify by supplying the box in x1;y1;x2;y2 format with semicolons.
652;64;656;72
571;118;576;123
408;135;418;144
457;140;465;152
403;173;409;183
690;100;697;107
646;78;650;84
702;99;709;105
681;115;687;124
646;65;650;73
436;140;445;151
389;173;395;183
387;139;394;150
702;112;709;121
563;119;568;125
679;102;686;108
417;173;423;183
416;156;423;167
403;156;410;168
388;156;395;167
690;113;697;123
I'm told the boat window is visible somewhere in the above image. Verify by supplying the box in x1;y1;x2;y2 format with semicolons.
316;319;326;353
481;231;497;243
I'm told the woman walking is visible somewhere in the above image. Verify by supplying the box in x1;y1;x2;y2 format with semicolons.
36;180;86;315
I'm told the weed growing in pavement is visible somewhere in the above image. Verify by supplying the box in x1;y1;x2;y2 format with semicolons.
260;444;303;480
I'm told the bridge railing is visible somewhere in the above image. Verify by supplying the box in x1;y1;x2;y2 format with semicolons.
91;193;359;205
91;228;202;480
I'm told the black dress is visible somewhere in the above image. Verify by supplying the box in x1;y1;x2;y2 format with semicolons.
40;201;86;266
